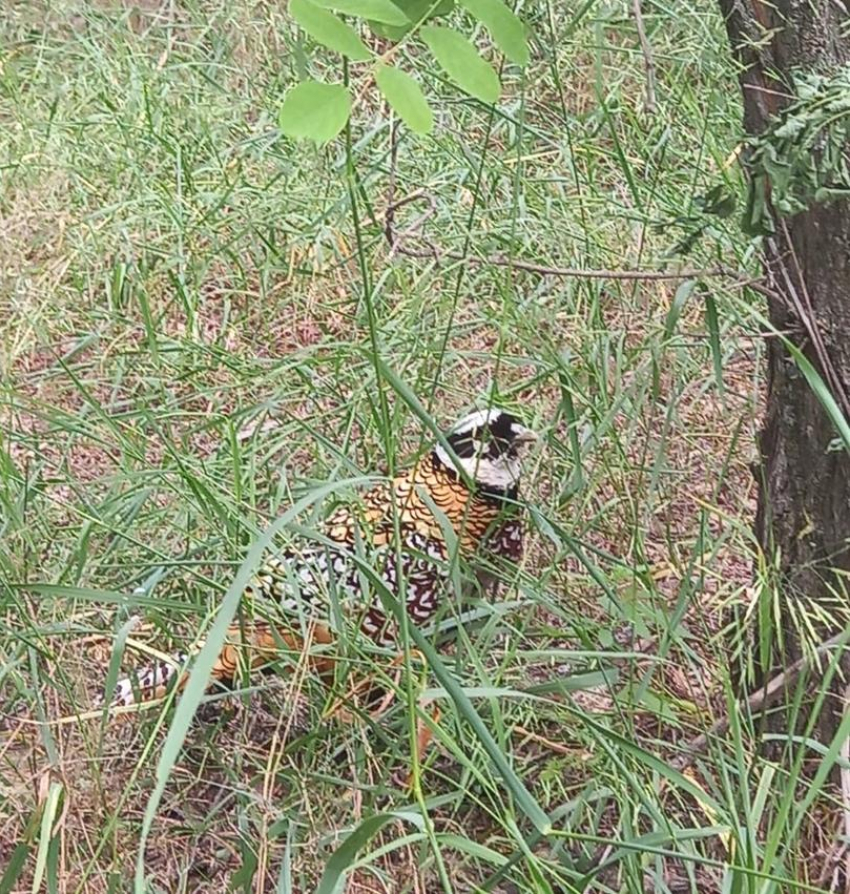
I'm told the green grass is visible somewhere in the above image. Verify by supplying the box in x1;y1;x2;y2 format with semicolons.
2;1;847;892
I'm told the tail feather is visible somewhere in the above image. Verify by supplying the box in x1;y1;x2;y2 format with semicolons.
102;621;337;710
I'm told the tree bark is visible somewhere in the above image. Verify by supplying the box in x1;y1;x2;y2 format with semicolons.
719;0;850;747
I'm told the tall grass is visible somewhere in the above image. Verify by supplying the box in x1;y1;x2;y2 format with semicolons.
1;1;844;892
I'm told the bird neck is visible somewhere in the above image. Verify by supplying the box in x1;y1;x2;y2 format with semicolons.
426;451;520;505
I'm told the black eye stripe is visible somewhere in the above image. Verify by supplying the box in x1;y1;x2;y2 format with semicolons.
448;434;478;458
487;436;510;458
447;413;526;461
448;435;514;461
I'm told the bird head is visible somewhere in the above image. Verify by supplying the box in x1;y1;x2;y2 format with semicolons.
434;407;539;494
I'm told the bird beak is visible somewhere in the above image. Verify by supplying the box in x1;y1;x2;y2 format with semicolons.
513;426;539;446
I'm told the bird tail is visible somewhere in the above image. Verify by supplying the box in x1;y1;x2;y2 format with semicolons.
101;621;336;710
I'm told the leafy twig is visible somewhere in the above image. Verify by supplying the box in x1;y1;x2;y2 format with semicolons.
743;64;850;235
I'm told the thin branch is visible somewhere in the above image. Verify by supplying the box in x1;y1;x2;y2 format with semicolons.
385;190;439;263
748;237;850;423
384;118;401;258
671;628;850;772
384;191;738;282
479;255;732;281
631;0;657;113
776;222;850;421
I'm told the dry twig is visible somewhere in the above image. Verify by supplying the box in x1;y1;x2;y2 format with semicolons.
671;628;850;772
631;0;657;113
774;223;850;421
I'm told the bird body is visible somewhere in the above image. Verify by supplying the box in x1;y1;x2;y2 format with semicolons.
105;408;536;709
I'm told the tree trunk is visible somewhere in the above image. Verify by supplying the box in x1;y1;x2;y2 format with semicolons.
719;1;850;747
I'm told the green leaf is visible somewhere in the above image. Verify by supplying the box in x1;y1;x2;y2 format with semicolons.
406;625;552;833
583;714;722;814
22;583;194;613
704;290;724;393
420;25;500;103
556;357;584;496
585;826;732;884
459;0;528;65
698;183;736;218
786;342;850;453
436;835;509;866
311;0;410;24
747;297;850;454
290;0;372;60
525;668;620;696
316;811;424;894
370;0;454;38
279;81;352;143
375;64;433;134
100;614;145;719
663;278;697;340
0;843;30;894
742;174;775;236
32;782;63;894
372;355;474;489
334;543;552;832
393;0;455;14
394;0;454;20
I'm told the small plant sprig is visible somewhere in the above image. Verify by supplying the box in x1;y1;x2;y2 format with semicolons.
279;0;529;143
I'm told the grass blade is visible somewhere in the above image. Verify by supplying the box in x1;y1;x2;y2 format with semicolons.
134;477;375;890
316;811;424;894
704;289;725;393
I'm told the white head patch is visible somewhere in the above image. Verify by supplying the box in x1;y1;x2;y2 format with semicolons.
435;408;537;492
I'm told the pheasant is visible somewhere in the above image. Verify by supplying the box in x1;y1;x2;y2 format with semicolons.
103;407;538;711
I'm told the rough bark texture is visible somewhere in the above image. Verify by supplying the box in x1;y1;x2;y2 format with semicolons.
719;0;850;744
